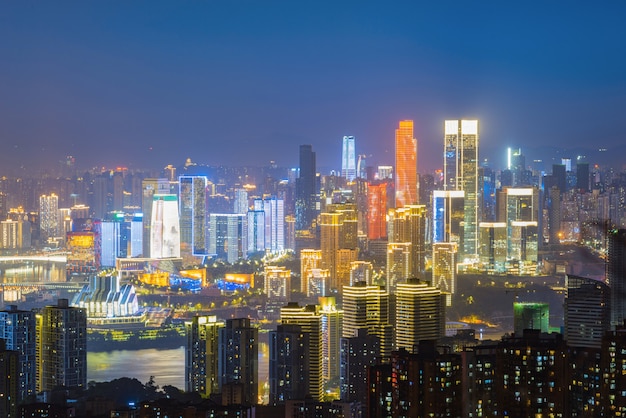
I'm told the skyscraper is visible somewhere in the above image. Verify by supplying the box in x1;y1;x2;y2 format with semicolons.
367;181;388;240
395;279;445;351
264;266;291;302
208;214;247;263
280;303;323;401
444;120;479;260
150;194;181;259
432;242;458;306
179;175;208;256
432;190;465;244
0;305;36;402
185;315;223;396
269;324;311;404
141;178;170;258
295;145;317;231
39;193;59;244
342;283;393;361
253;196;285;253
387;205;427;278
218;318;258;405
607;228;626;328
36;299;87;392
341;135;357;182
319;296;343;388
395;120;418;208
564;275;611;349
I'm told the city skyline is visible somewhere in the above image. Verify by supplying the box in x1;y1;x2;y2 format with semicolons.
1;2;625;174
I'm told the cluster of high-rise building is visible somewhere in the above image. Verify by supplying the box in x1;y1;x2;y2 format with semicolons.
0;299;87;416
2;118;626;416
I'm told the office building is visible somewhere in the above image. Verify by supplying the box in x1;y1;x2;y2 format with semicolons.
341;135;357;182
0;306;36;402
150;194;180;259
185;315;224;397
0;217;31;250
218;318;258;405
342;283;393;361
247;210;265;254
320;206;358;290
607;228;626;328
208;214;247;263
141;178;170;258
395;120;418;207
564;275;611;349
233;188;249;214
443;120;479;260
280;303;323;401
179;175;208;256
36;299;87;392
295;145;317;231
395;279;445;351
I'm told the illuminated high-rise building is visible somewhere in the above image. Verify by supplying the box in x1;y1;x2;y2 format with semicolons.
253;196;284;253
179;175;208;256
478;222;507;272
264;266;291;302
432;190;465;244
150;194;180;259
395;279;445;351
444;120;479;259
300;249;322;294
387;205;427;278
218;318;258;405
295;145;317;231
247;210;265;254
502;187;539;274
0;217;31;250
233;188;249;214
319;297;343;388
340;328;380;407
141;178;170;258
341;135;357;182
367;181;388;240
342;283;393;361
36;299;87;392
431;242;457;306
320;205;358;290
607;228;626;328
395;120;418;207
39;193;59;244
208;214;247;263
565;275;611;349
0;305;36;402
349;261;374;286
185;315;224;397
386;242;411;292
280;303;323;401
269;324;311;404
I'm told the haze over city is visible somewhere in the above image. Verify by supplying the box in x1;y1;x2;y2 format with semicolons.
2;2;625;173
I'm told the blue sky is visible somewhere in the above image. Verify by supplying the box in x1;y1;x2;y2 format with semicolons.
1;1;625;173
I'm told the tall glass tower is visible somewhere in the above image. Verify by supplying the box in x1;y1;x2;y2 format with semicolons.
395;120;418;208
179;175;208;256
341;135;356;182
444;120;479;260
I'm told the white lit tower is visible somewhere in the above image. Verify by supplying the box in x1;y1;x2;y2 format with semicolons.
341;135;357;182
444;120;479;261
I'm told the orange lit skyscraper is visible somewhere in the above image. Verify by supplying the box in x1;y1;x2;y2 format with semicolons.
367;181;388;240
395;120;418;208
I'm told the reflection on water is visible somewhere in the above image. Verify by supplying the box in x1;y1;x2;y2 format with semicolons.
88;347;185;388
0;260;66;283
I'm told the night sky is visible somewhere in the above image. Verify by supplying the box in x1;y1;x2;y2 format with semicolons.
1;2;625;174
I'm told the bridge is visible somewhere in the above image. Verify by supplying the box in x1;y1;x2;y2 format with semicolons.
0;254;67;263
0;282;85;290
